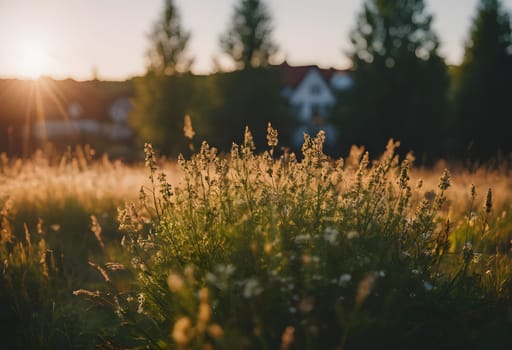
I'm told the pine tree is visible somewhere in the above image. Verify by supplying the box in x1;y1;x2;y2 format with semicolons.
146;0;192;75
130;0;196;155
454;0;512;159
220;0;278;69
337;0;449;158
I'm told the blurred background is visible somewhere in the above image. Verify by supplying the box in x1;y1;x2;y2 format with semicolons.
1;0;511;162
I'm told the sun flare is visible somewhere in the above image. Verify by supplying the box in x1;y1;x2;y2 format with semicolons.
16;39;52;79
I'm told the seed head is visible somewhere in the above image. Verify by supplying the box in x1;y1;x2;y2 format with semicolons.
267;122;278;148
484;188;492;214
438;169;451;191
183;115;195;140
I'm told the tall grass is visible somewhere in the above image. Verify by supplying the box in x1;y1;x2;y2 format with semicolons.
1;129;512;349
88;126;512;349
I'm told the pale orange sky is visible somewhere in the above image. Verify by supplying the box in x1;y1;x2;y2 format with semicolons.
0;0;511;80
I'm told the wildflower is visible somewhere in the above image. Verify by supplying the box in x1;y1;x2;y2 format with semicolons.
144;143;157;174
172;317;193;346
206;272;217;285
280;326;295;350
206;265;235;290
298;296;315;313
399;160;410;189
463;242;474;264
472;253;482;264
243;278;263;298
183;114;195;140
356;273;376;305
207;324;224;340
346;230;359;239
167;273;185;292
137;293;145;314
267;122;279;148
312;274;322;281
294;234;310;244
301;254;312;265
323;226;339;245
198;287;209;303
485;188;492;214
338;273;352;287
438;169;451;191
197;303;211;332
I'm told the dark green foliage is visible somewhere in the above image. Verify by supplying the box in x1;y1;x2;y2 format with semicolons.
129;73;213;156
220;0;278;69
335;0;449;160
453;0;512;160
208;68;293;151
130;68;291;156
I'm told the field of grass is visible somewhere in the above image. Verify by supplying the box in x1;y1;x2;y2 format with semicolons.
1;127;512;349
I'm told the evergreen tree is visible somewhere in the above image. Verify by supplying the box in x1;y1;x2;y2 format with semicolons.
337;0;449;159
146;0;192;75
454;0;512;159
220;0;278;69
130;0;197;155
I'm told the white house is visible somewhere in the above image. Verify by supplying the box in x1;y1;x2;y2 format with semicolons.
28;79;135;153
279;62;352;148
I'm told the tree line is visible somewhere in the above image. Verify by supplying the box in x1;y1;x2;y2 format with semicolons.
130;0;512;161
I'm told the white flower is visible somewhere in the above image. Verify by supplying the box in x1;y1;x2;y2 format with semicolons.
206;264;236;290
137;293;145;314
243;278;263;298
323;227;339;245
294;234;310;244
338;273;352;287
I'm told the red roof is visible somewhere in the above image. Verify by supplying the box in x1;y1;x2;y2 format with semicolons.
278;61;346;88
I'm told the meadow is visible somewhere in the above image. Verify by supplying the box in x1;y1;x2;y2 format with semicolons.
1;126;512;349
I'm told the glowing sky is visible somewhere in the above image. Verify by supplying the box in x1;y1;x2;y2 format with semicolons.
0;0;511;80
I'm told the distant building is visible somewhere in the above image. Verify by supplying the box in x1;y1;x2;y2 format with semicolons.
278;62;352;148
0;78;134;157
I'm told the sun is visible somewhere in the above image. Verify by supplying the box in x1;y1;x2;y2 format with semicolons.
16;39;52;79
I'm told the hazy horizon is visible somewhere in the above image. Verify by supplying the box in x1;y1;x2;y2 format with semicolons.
1;0;511;81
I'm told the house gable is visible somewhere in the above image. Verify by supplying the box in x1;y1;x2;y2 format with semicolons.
289;68;336;122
